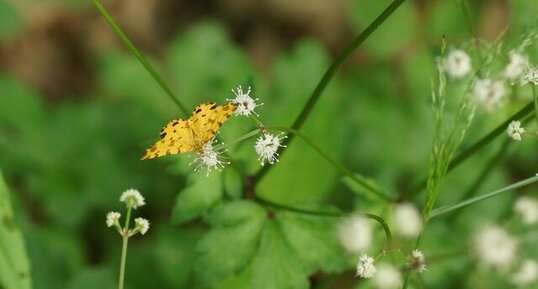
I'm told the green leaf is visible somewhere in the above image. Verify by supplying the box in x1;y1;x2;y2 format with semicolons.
250;221;309;289
194;201;266;288
171;173;224;224
0;167;32;289
277;212;347;274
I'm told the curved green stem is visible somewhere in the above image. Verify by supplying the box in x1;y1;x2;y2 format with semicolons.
267;126;392;201
252;0;408;184
252;195;392;243
91;0;189;117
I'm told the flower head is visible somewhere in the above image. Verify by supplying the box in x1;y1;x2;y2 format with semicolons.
191;138;228;176
409;250;427;273
120;189;145;209
520;67;538;86
512;259;538;287
254;133;286;166
474;225;517;269
505;53;529;81
442;49;472;79
507;120;525;141
356;254;376;278
514;196;538;225
374;264;402;289
228;85;262;117
338;215;372;254
473;79;505;111
106;211;121;227
134;217;150;235
394;203;423;238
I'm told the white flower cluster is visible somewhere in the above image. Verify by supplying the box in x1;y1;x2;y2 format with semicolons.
507;120;525;141
393;202;423;238
254;133;286;166
191;138;229;177
514;196;538;225
474;225;517;269
106;189;150;237
338;212;425;286
120;188;146;209
441;44;538;113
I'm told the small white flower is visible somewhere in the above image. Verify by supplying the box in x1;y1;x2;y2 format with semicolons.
394;203;423;238
191;138;228;176
512;259;538;287
473;79;505;112
338;215;372;254
374;264;402;289
505;53;529;81
106;211;121;227
442;49;472;79
474;225;517;269
507;120;525;141
520;67;538;86
134;217;150;235
254;133;286;166
356;254;377;278
228;85;262;117
514;196;538;225
120;189;145;209
409;250;427;273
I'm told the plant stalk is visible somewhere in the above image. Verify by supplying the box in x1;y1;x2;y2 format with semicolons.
252;0;408;184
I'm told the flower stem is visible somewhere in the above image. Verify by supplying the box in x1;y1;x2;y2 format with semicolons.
532;85;538;126
90;0;189;117
252;0;408;184
118;207;132;289
267;126;392;201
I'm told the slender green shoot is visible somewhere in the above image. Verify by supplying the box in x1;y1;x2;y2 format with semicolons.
252;0;408;184
430;174;538;218
91;0;189;117
118;207;132;289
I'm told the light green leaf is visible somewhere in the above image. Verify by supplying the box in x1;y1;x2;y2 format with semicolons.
171;173;224;224
0;167;32;289
277;211;347;274
250;221;309;289
194;201;266;288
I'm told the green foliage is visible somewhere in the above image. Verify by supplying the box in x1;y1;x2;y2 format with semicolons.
1;1;538;288
0;168;32;289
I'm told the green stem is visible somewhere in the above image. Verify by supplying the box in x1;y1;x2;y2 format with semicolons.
408;101;534;195
430;174;538;218
268;126;392;201
118;207;132;289
253;195;392;243
118;235;129;289
447;139;511;222
91;0;189;117
531;85;538;123
252;0;408;184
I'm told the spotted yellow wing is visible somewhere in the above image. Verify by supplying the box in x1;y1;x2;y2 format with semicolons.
141;119;195;160
141;102;237;160
188;102;238;147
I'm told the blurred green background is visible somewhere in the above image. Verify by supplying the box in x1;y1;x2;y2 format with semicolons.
1;0;538;288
